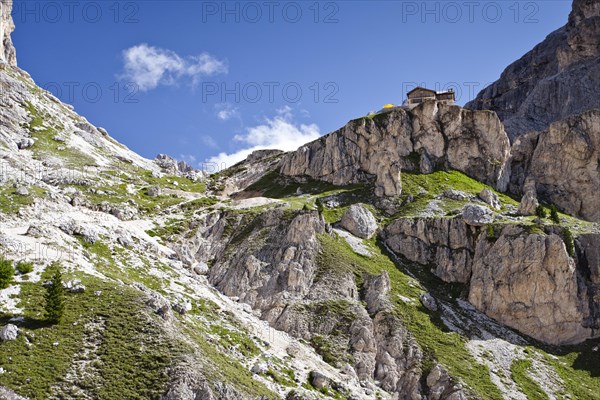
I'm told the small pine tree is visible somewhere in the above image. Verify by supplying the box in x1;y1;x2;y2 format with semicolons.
535;205;548;219
0;257;14;289
563;228;575;257
550;205;560;224
44;267;65;324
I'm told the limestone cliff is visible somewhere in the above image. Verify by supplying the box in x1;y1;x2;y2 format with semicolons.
383;217;600;345
0;0;16;66
279;101;510;197
504;109;600;222
466;0;600;139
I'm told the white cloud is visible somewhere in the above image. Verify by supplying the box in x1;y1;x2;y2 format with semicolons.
121;44;227;91
207;109;320;169
215;103;239;121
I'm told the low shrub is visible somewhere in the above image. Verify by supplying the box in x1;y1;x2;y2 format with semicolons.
0;257;15;289
16;261;34;274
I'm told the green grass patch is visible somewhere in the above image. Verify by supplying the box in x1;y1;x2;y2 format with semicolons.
210;324;261;358
0;185;46;214
24;102;97;168
244;171;360;199
510;358;549;400
0;269;179;399
395;170;518;218
183;320;277;398
141;170;206;193
540;342;600;400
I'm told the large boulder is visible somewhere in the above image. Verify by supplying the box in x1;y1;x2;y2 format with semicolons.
0;324;18;341
339;204;378;239
478;188;501;210
461;204;494;226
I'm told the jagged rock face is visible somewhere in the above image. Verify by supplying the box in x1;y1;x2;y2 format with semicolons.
279;102;510;197
426;365;466;400
0;0;16;66
466;0;600;139
176;208;468;399
383;218;599;345
469;226;593;345
221;150;284;197
506;109;600;222
576;234;600;331
384;218;476;284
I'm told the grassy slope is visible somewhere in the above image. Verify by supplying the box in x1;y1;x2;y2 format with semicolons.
0;268;177;399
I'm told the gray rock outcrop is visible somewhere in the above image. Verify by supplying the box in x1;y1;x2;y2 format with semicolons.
383;218;600;345
466;0;600;139
0;0;17;66
0;324;18;341
507;109;600;222
384;218;476;284
478;188;500;210
461;204;494;227
279;102;510;197
517;178;539;216
426;365;466;400
469;227;591;345
339;204;378;239
191;208;457;398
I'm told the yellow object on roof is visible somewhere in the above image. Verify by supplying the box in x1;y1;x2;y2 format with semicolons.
383;104;395;109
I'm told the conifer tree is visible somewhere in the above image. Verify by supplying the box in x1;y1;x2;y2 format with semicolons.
45;267;65;324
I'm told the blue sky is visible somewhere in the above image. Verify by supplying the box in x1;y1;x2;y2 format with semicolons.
11;0;572;170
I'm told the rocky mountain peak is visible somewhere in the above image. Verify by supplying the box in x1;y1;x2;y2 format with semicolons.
0;0;16;66
466;0;600;139
569;0;600;25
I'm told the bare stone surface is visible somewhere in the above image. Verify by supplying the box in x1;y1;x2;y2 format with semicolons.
466;0;600;139
0;0;16;66
462;204;494;227
517;178;539;216
279;102;510;197
469;226;592;345
509;110;600;222
339;204;378;239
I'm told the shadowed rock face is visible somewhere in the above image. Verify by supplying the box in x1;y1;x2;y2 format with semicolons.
279;102;510;197
505;109;600;222
0;0;17;66
466;0;600;140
